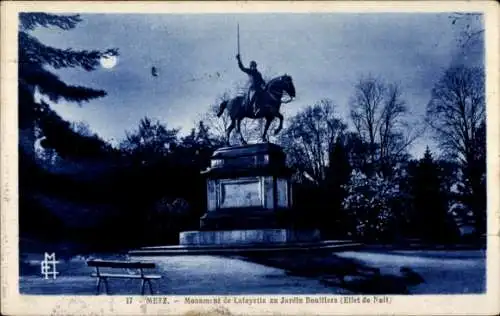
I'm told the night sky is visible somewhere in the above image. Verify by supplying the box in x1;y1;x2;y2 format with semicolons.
30;13;484;157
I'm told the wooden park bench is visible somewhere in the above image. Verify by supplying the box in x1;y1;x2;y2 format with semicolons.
87;259;162;295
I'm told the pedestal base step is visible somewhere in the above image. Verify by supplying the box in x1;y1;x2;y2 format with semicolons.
128;240;363;256
179;229;320;246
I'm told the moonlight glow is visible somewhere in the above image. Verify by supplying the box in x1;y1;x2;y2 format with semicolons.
100;55;118;69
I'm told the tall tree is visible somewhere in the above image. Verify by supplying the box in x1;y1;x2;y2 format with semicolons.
322;137;352;237
18;13;118;158
407;148;457;242
349;75;417;177
279;99;347;184
18;14;120;244
426;65;485;236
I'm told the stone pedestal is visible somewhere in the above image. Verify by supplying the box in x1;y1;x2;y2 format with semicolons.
179;143;320;246
200;143;293;230
131;144;362;255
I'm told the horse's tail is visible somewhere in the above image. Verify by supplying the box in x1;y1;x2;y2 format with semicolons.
217;100;228;117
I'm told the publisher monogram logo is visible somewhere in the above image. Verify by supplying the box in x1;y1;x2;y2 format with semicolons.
40;252;59;279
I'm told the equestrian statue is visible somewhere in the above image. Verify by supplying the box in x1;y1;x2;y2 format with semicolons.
217;24;296;146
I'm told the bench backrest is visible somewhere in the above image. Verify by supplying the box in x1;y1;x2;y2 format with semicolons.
87;259;156;269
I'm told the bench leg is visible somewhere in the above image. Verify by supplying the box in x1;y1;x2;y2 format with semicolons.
140;279;146;295
95;278;102;295
147;279;154;294
103;278;110;295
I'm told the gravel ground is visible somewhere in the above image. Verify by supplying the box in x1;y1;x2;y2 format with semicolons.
19;249;485;295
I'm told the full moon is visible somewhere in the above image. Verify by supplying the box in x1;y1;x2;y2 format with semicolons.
100;55;118;69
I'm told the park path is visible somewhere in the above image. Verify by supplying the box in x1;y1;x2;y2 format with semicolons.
139;255;348;295
20;254;345;295
19;250;485;295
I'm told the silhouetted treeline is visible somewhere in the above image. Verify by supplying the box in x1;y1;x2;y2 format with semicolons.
19;108;485;250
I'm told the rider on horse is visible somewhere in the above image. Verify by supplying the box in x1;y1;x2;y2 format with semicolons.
236;54;265;116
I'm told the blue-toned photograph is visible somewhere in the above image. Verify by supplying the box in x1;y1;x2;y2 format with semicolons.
18;12;486;295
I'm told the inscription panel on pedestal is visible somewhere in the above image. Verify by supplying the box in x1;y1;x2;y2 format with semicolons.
218;178;262;209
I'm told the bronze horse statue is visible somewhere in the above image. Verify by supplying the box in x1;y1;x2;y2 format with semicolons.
217;74;296;145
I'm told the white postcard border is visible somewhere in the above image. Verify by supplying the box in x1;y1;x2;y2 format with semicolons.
1;1;499;315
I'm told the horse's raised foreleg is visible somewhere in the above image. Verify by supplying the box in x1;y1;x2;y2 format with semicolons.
226;120;235;146
262;118;273;143
274;113;284;135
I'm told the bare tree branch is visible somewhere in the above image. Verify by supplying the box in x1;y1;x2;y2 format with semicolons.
279;99;347;184
349;76;418;175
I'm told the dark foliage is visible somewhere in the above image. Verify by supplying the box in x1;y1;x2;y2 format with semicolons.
426;65;486;237
18;12;118;157
18;13;120;249
19;13;82;31
406;148;460;243
36;101;114;160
